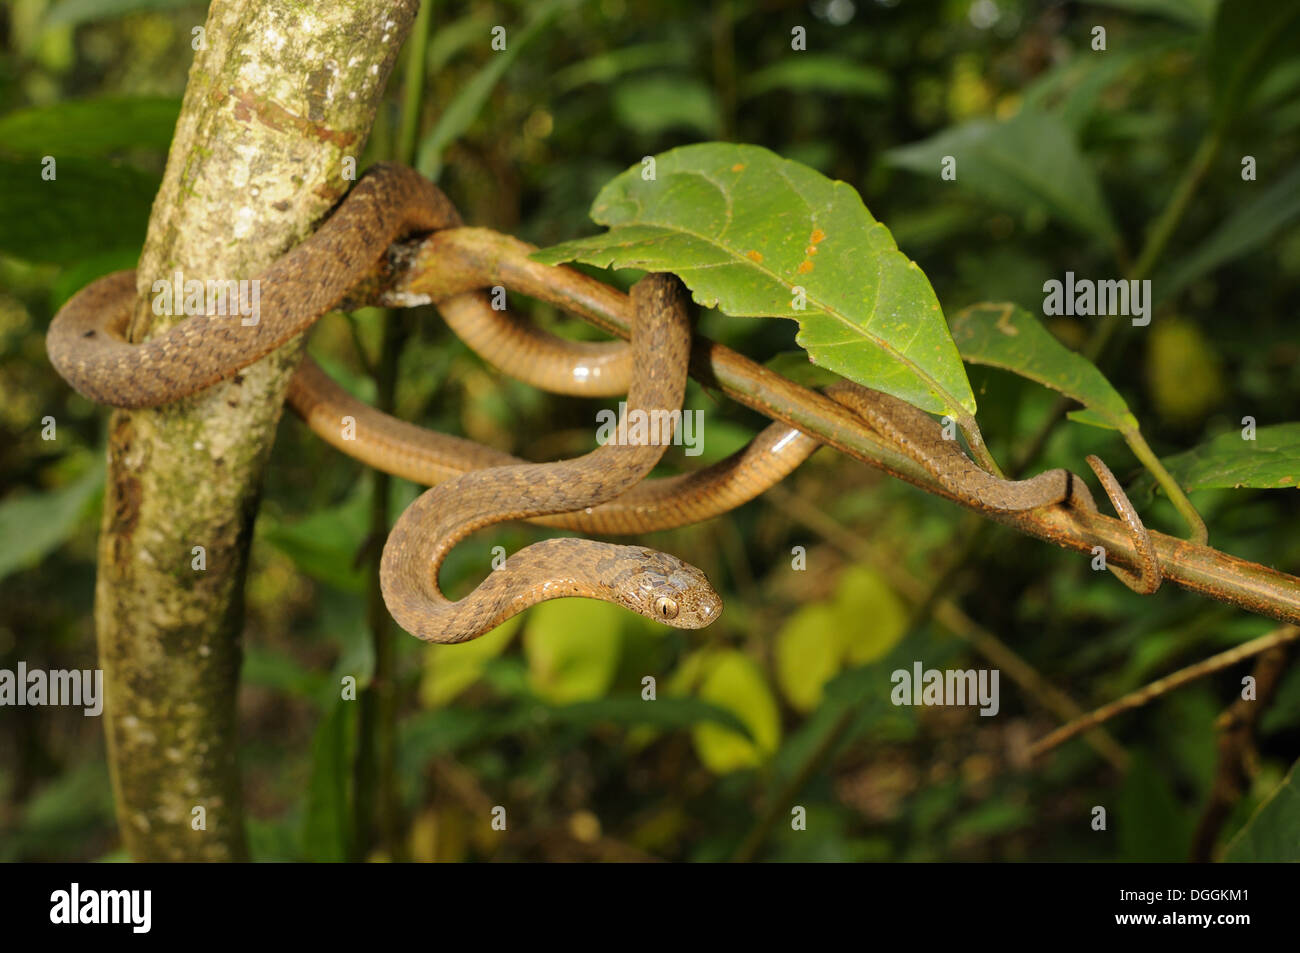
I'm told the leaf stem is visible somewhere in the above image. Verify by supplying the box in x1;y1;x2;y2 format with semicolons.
1123;425;1208;544
958;412;1004;477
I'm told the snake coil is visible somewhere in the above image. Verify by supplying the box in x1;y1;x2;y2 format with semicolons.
46;162;1162;642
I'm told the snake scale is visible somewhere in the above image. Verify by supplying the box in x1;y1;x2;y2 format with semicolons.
46;162;1160;642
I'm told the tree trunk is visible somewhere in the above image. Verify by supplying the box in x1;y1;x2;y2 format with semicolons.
96;0;418;861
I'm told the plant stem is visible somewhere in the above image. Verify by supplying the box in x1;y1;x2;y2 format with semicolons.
1123;426;1208;544
354;0;432;861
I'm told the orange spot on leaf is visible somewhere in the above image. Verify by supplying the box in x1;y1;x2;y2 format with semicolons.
805;246;819;255
809;228;826;244
797;260;814;274
746;250;764;263
731;163;746;172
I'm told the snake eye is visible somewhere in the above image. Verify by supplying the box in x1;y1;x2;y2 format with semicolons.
653;596;679;620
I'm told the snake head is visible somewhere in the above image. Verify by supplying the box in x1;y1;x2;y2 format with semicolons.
624;549;722;629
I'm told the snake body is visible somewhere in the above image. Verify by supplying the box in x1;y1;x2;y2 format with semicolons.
380;275;721;642
47;164;463;408
46;162;1160;642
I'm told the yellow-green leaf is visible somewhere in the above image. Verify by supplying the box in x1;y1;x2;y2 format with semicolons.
884;108;1119;244
834;565;908;666
419;615;523;708
523;599;624;704
1145;318;1225;426
692;651;781;774
774;604;843;713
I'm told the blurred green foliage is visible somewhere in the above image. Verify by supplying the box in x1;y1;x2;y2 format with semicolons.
1;0;1297;863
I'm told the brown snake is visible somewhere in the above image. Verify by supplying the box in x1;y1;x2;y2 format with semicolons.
46;163;1161;642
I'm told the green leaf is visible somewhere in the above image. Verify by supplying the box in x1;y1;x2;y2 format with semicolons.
533;142;977;419
949;800;1033;841
612;75;721;137
774;565;907;712
552;42;691;93
323;589;374;689
523;598;623;704
1020;47;1155;131
1223;757;1300;862
1066;407;1116;430
0;97;179;156
50;249;142;309
262;486;369;593
400;707;507;763
691;650;782;774
1150;424;1300;491
1145;318;1225;426
1078;0;1217;29
427;14;493;75
763;350;842;389
44;0;202;28
301;699;356;863
242;648;330;705
884;108;1119;245
774;604;843;713
547;695;753;738
1158;163;1300;302
5;762;115;861
0;157;158;264
836;565;908;664
415;0;571;180
950;302;1137;431
1208;0;1300;127
743;55;891;99
1118;756;1195;861
420;615;523;708
0;461;104;583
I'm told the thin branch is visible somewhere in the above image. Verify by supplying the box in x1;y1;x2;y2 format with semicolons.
1029;625;1300;760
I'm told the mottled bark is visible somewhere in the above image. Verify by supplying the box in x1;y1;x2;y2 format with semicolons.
97;0;418;861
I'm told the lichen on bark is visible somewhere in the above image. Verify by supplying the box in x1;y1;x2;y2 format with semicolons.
96;0;418;861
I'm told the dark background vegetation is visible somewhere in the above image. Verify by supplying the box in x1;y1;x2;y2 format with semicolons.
1;0;1297;862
